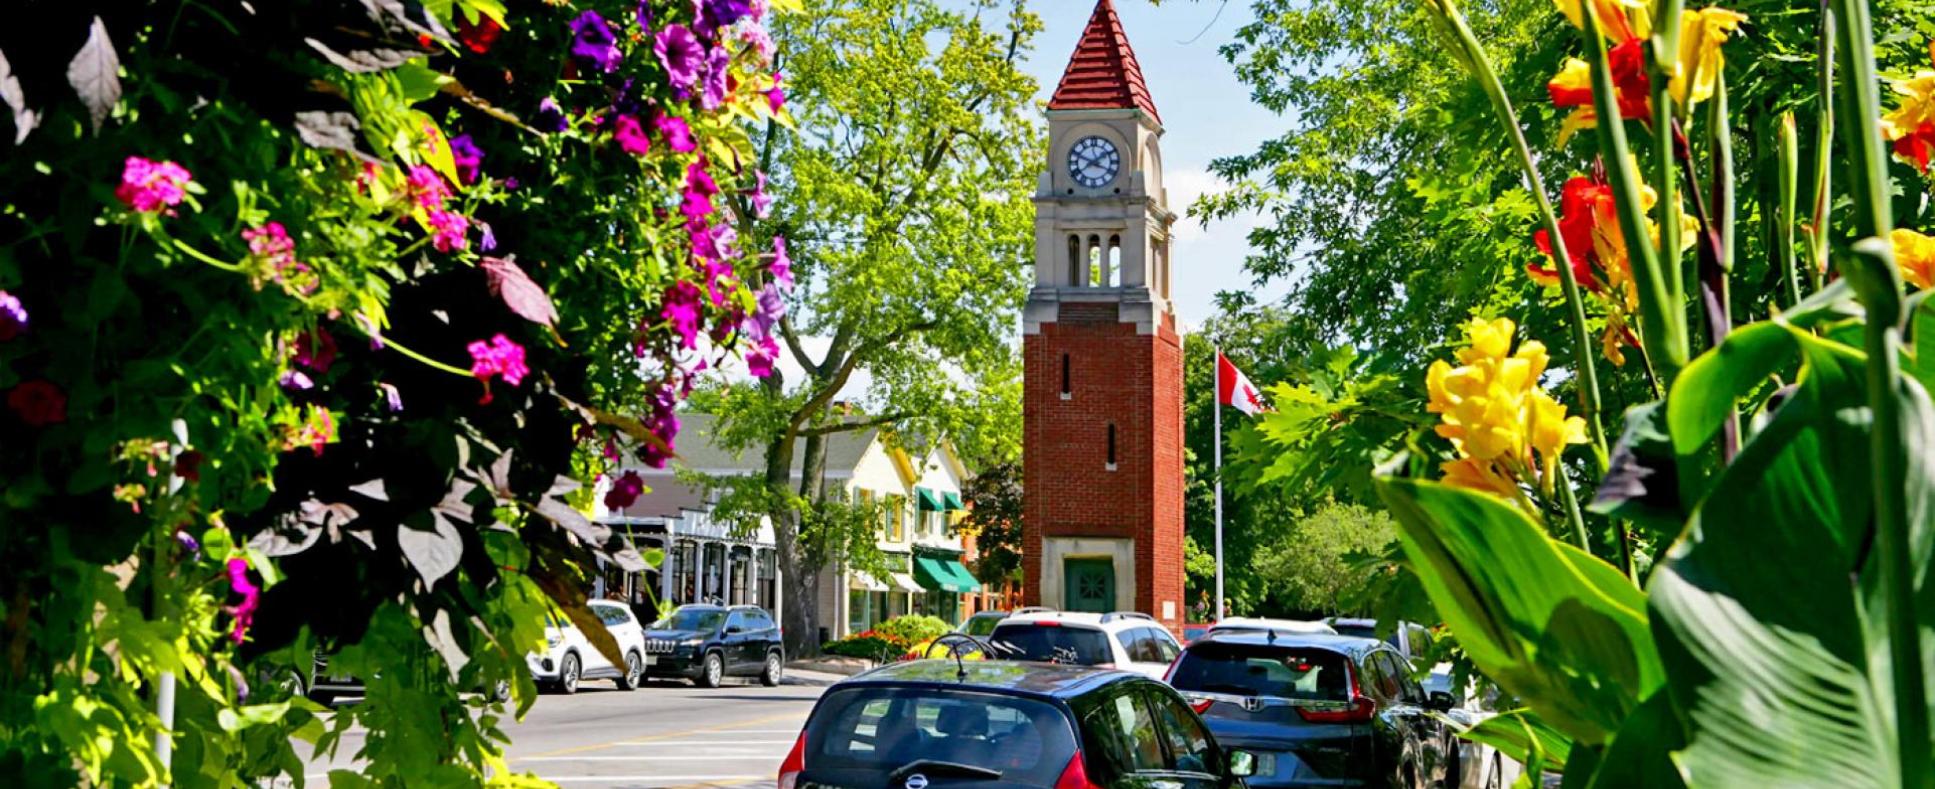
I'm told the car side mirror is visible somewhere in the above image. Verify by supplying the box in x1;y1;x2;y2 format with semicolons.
726;625;743;634
1426;691;1456;712
1228;749;1258;778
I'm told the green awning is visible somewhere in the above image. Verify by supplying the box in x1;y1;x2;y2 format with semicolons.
942;490;964;511
913;556;983;594
914;486;945;512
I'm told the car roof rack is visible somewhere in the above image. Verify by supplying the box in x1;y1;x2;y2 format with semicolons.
1013;606;1058;615
1099;611;1155;624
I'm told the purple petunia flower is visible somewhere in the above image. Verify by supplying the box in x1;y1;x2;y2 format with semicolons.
175;529;200;556
661;280;704;351
0;290;27;341
535;97;569;133
699;45;731;110
746;335;780;379
427;209;470;252
614;114;652;155
681;161;720;222
749;281;786;336
697;0;757;38
656;24;703;99
226;558;260;644
450;134;484;184
467;333;529;404
766;72;786;114
740;25;775;62
771;236;794;290
379;382;404;412
654;112;697;154
279;370;315;391
636;0;654;29
571;10;624;74
603;470;646;510
478;221;498;252
749;170;773;219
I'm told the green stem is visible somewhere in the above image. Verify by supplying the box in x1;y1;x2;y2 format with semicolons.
1807;1;1835;294
170;238;245;273
1777;113;1802;307
1583;6;1689;380
1422;0;1610;472
363;329;474;378
1555;464;1591;555
1828;0;1928;782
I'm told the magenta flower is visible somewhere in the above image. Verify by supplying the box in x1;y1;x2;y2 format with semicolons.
279;370;315;391
535;97;569;133
242;222;316;295
571;10;624;73
468;334;529;403
427;209;470;252
407;165;449;209
750;282;786;336
115;157;194;213
749;170;773;219
699;45;731;110
0;291;27;341
689;220;737;262
225;558;261;644
294;329;337;373
681;161;720;222
746;335;780;379
766;72;786;113
698;0;757;38
654;112;697;153
661;280;704;350
614;114;652;155
771;236;794;290
450;134;485;184
656;24;703;98
702;259;735;307
740;25;776;62
604;470;646;510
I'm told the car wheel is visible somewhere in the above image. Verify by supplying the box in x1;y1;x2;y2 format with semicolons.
559;653;581;695
617;651;644;690
696;651;724;688
1485;753;1503;789
759;651;783;687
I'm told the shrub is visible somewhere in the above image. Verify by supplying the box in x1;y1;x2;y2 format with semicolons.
874;615;950;646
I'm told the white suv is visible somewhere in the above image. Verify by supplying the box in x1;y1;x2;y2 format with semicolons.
984;610;1182;680
528;600;650;694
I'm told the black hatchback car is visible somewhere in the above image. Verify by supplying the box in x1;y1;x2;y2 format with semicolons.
643;604;785;688
778;659;1259;788
1164;631;1450;789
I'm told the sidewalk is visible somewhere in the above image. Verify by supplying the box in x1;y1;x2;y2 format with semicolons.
783;657;872;686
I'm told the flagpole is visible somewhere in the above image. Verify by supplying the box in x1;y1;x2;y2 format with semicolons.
1213;347;1225;623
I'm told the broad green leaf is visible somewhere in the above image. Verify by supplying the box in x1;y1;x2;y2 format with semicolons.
1583;691;1686;789
1649;327;1935;787
1667;321;1791;457
1375;476;1659;744
1455;709;1572;772
1907;291;1934;392
1588;401;1685;533
216;701;292;733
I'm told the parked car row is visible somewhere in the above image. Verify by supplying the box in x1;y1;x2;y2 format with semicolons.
793;607;1518;788
290;601;786;703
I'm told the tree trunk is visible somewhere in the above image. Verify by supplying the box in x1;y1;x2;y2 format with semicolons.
766;427;819;658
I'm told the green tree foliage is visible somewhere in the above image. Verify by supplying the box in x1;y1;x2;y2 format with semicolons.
1250;502;1396;616
707;0;1043;653
959;461;1022;587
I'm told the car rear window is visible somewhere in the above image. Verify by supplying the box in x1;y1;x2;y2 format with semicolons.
1330;623;1378;640
804;686;1077;785
1168;643;1352;701
986;623;1113;665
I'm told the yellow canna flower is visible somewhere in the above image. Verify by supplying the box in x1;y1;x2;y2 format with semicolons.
1441;457;1521;499
1890;228;1935;291
1670;8;1749;107
1883;43;1935;172
1458;317;1518;364
1554;0;1650;41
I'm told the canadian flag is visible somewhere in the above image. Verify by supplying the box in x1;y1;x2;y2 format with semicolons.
1217;354;1269;417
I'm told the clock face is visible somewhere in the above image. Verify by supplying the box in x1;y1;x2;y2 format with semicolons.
1066;136;1121;189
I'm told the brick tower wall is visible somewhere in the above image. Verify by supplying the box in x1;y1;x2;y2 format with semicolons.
1022;303;1185;632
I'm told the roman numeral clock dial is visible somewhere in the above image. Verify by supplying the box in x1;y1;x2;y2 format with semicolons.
1066;136;1121;189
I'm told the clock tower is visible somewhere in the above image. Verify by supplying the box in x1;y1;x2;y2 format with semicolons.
1022;0;1184;631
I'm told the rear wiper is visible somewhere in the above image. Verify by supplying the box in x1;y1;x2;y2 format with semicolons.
889;759;1003;781
1195;684;1259;696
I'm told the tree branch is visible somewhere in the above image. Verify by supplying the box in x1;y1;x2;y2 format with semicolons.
797;412;911;437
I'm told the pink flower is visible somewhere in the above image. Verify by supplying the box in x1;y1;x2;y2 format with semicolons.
604;470;646;510
468;334;530;403
115;157;194;213
656;24;704;98
747;335;780;378
407;165;449;209
288;405;335;456
0;291;27;341
614;114;652;155
748;171;773;219
225;558;261;644
427;209;470;252
681;161;720;221
766;73;786;114
654;113;697;153
661;281;703;350
293;329;338;373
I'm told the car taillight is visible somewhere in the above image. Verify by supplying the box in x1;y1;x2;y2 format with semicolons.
1190;697;1215;714
1034;621;1061;627
1054;750;1103;789
775;730;806;789
1295;696;1378;723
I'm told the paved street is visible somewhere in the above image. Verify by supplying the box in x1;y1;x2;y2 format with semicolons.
302;674;831;787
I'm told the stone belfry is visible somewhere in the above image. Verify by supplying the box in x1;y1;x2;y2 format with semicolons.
1021;0;1184;630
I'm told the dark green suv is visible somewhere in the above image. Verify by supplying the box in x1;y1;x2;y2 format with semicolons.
642;604;784;688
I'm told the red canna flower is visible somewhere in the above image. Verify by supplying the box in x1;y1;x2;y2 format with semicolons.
456;14;503;54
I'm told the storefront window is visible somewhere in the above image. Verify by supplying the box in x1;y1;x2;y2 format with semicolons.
847;588;870;634
675;542;696;604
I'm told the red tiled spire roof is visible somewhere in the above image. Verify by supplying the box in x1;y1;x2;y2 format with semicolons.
1048;0;1161;124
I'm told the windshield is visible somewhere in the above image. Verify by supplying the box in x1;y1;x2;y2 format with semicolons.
963;614;1005;637
1169;643;1352;701
653;608;727;632
985;624;1112;665
803;686;1077;785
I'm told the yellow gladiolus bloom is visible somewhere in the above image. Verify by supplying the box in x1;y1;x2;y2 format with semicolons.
1891;228;1935;291
1670;8;1749;107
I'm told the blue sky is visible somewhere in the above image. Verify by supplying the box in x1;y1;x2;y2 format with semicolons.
1021;0;1289;330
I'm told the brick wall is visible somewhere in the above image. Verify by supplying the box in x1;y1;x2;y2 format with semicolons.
1022;303;1185;633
